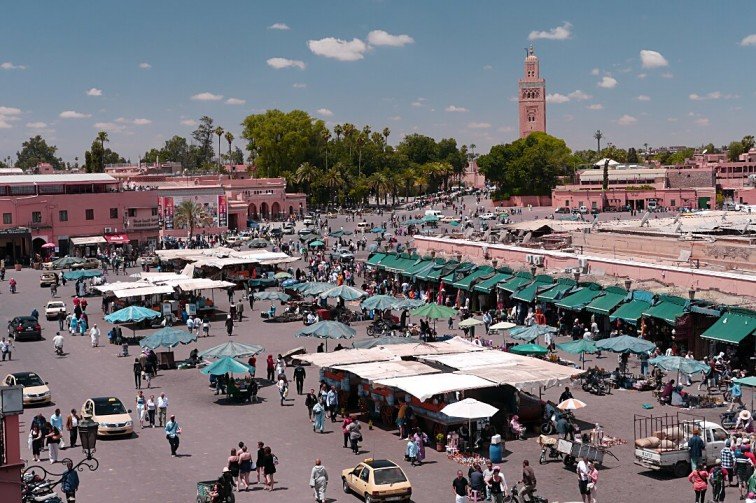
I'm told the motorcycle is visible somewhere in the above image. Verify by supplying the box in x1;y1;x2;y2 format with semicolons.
538;436;562;464
54;344;64;356
22;472;63;503
508;481;549;503
582;369;611;396
720;404;746;429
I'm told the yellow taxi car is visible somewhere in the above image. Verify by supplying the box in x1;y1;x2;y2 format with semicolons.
342;459;412;503
4;372;52;406
81;397;133;437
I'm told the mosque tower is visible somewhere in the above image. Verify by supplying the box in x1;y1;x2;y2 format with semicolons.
518;45;546;138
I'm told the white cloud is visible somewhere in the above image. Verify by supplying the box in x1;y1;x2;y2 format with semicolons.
528;22;572;41
546;93;570;104
266;57;306;70
617;114;637;125
388;115;402;121
444;105;468;113
191;92;223;101
307;37;367;61
689;91;739;101
586;104;604;110
0;106;22;116
467;122;491;129
367;30;414;47
316;108;333;117
59;110;91;119
132;118;152;125
590;68;600;76
1;62;27;70
667;117;678;122
411;101;423;107
568;90;592;101
139;62;151;69
225;98;246;105
483;65;493;70
269;22;290;30
661;72;673;79
0;119;11;129
26;121;48;128
639;49;669;68
597;76;618;89
636;94;651;101
636;73;647;79
292;83;307;89
180;119;198;126
93;122;125;133
739;34;756;46
498;126;514;133
695;117;710;126
86;88;103;96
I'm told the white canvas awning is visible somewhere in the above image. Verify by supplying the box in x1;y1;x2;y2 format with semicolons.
297;349;387;367
95;281;153;293
419;351;522;369
333;360;441;382
456;364;579;393
113;285;175;299
70;236;106;246
374;373;496;401
174;278;236;291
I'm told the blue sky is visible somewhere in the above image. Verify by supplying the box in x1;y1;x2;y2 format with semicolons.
1;0;755;163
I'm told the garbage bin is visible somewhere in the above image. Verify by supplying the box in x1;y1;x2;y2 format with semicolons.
489;435;503;463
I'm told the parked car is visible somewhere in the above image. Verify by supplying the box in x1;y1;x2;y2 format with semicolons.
44;301;67;321
270;228;283;238
479;212;496;220
71;257;101;270
330;249;355;261
4;372;51;406
39;271;59;287
139;255;159;267
341;459;412;503
303;217;314;226
81;397;134;437
554;207;571;214
7;316;42;341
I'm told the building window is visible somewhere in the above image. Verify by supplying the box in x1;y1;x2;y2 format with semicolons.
670;200;676;207
127;208;137;217
85;209;94;220
2;213;11;225
32;211;42;223
59;210;68;222
110;208;118;219
151;208;158;216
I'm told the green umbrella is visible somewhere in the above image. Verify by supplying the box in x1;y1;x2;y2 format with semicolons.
274;271;292;280
596;335;655;354
509;343;549;356
298;282;336;296
510;324;557;342
458;318;484;328
308;240;325;248
320;285;368;301
105;305;161;324
410;302;457;320
556;338;598;369
200;356;254;375
392;298;425;310
648;355;710;375
352;336;420;349
63;269;103;281
297;320;356;351
52;256;85;269
253;291;290;302
198;341;265;359
139;327;197;350
361;295;400;311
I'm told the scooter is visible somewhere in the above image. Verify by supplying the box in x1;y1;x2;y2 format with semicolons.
54;344;64;356
509;481;549;503
539;441;563;464
720;404;746;429
22;472;63;503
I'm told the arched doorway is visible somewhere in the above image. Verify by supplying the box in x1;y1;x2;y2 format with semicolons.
288;206;294;216
260;202;269;220
32;237;49;262
247;203;257;222
271;202;281;221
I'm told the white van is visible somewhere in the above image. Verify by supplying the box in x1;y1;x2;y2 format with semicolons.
424;210;443;217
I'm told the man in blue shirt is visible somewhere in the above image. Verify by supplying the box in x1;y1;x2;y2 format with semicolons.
165;414;181;457
61;459;79;502
688;429;705;470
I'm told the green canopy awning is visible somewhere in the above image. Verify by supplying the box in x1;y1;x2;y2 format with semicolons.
585;286;628;315
423;260;460;283
538;278;577;303
609;291;654;325
414;259;446;281
512;275;555;303
555;284;603;311
383;254;419;273
366;252;387;266
453;266;495;291
403;259;433;277
376;253;399;270
642;295;688;325
700;311;756;344
473;272;513;293
498;271;534;293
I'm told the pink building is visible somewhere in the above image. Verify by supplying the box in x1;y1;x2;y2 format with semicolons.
461;159;486;189
518;45;546;138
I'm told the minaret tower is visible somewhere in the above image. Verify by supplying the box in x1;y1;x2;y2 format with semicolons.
518;45;546;138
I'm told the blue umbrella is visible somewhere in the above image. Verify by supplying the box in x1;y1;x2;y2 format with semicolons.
297;320;356;350
596;335;656;354
198;342;264;359
139;326;197;350
371;227;385;233
105;305;162;324
280;278;299;288
200;356;254;375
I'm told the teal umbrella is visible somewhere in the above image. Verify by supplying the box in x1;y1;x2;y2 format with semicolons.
449;220;461;227
361;295;400;311
253;291;290;302
510;324;557;342
392;298;425;310
308;240;325;248
596;335;655;354
422;215;439;223
105;305;161;324
371;227;385;233
140;327;197;350
297;320;355;350
63;269;103;281
198;341;265;359
200;356;254;375
299;282;336;296
509;343;549;356
274;272;292;280
246;238;269;248
557;338;598;369
410;302;457;320
320;285;368;301
648;355;710;375
53;256;84;269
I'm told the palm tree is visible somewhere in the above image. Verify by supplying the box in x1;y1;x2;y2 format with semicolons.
333;124;343;142
224;131;234;166
322;165;346;203
295;162;320;195
382;127;390;146
356;133;367;177
96;131;109;172
214;126;224;170
368;172;389;206
323;131;331;171
174;200;213;240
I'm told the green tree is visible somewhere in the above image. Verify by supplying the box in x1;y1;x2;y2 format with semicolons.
214;126;224;170
742;135;755;151
294;162;321;197
15;135;63;170
665;148;695;165
396;134;438;166
174;200;213;240
241;109;327;178
728;141;745;162
84;133;124;172
224;131;234;164
627;147;639;163
191;116;215;167
478;132;574;197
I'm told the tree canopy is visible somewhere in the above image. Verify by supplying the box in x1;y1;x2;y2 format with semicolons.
478;132;574;197
16;135;63;170
84;132;125;172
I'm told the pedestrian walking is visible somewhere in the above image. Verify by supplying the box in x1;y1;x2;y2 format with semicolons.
237;301;244;321
326;386;339;422
256;441;266;484
50;409;65;449
348;419;362;454
249;293;254;310
133;358;143;389
305;389;317;420
146;395;156;428
229;301;237;321
294;364;306;395
312;399;325;433
58;311;65;331
60;459;79;503
227;448;240;484
266;354;275;381
577;457;591;503
452;470;470;503
46;427;61;463
202;317;210;337
309;459;328;503
720;439;735;487
225;314;234;336
688;429;705;470
89;323;100;347
262;446;277;491
413;427;428;464
277;374;289;406
157;393;168;427
709;459;727;503
164;414;181;457
405;438;419;466
341;416;353;448
0;338;11;361
136;391;146;428
688;463;709;503
238;445;253;491
486;466;508;503
65;409;80;448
